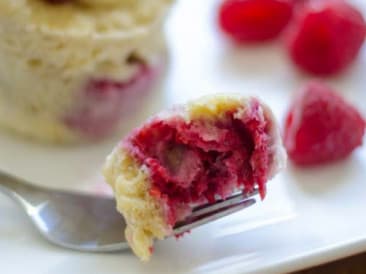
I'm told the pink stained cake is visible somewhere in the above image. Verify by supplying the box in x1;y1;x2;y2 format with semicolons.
0;0;172;142
103;95;286;261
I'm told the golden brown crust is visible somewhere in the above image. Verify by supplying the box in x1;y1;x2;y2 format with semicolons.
103;146;169;261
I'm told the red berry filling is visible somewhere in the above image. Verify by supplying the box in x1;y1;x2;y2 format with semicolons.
284;81;365;165
64;63;159;139
218;0;294;43
286;0;366;75
125;100;275;226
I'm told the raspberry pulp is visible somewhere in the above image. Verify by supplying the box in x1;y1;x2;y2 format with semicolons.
125;100;275;225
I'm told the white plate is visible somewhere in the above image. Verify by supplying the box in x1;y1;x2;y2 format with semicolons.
1;0;366;273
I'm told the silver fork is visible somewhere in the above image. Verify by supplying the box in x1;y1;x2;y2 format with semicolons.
0;170;258;252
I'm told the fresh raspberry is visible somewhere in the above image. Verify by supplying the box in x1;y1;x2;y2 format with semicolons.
286;0;366;75
284;81;365;166
218;0;294;43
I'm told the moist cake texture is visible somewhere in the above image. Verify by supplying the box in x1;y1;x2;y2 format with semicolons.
103;94;286;261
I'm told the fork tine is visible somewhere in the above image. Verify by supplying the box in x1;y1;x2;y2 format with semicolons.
173;198;256;235
190;188;259;218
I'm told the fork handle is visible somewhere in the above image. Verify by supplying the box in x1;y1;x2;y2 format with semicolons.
0;170;41;203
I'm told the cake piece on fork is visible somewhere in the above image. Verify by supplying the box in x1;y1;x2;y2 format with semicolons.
103;94;286;261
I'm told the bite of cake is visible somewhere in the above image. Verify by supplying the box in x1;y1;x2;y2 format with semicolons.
103;94;286;261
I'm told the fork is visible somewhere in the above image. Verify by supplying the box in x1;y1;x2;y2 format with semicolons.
0;170;258;252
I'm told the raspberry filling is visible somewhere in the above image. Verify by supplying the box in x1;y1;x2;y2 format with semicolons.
125;100;274;226
64;63;159;139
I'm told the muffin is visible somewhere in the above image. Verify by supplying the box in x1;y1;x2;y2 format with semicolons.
103;94;286;261
0;0;172;142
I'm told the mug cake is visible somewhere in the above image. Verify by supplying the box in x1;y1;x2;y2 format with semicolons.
0;0;172;142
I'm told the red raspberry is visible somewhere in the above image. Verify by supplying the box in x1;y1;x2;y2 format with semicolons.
286;0;366;75
218;0;294;43
284;81;365;166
